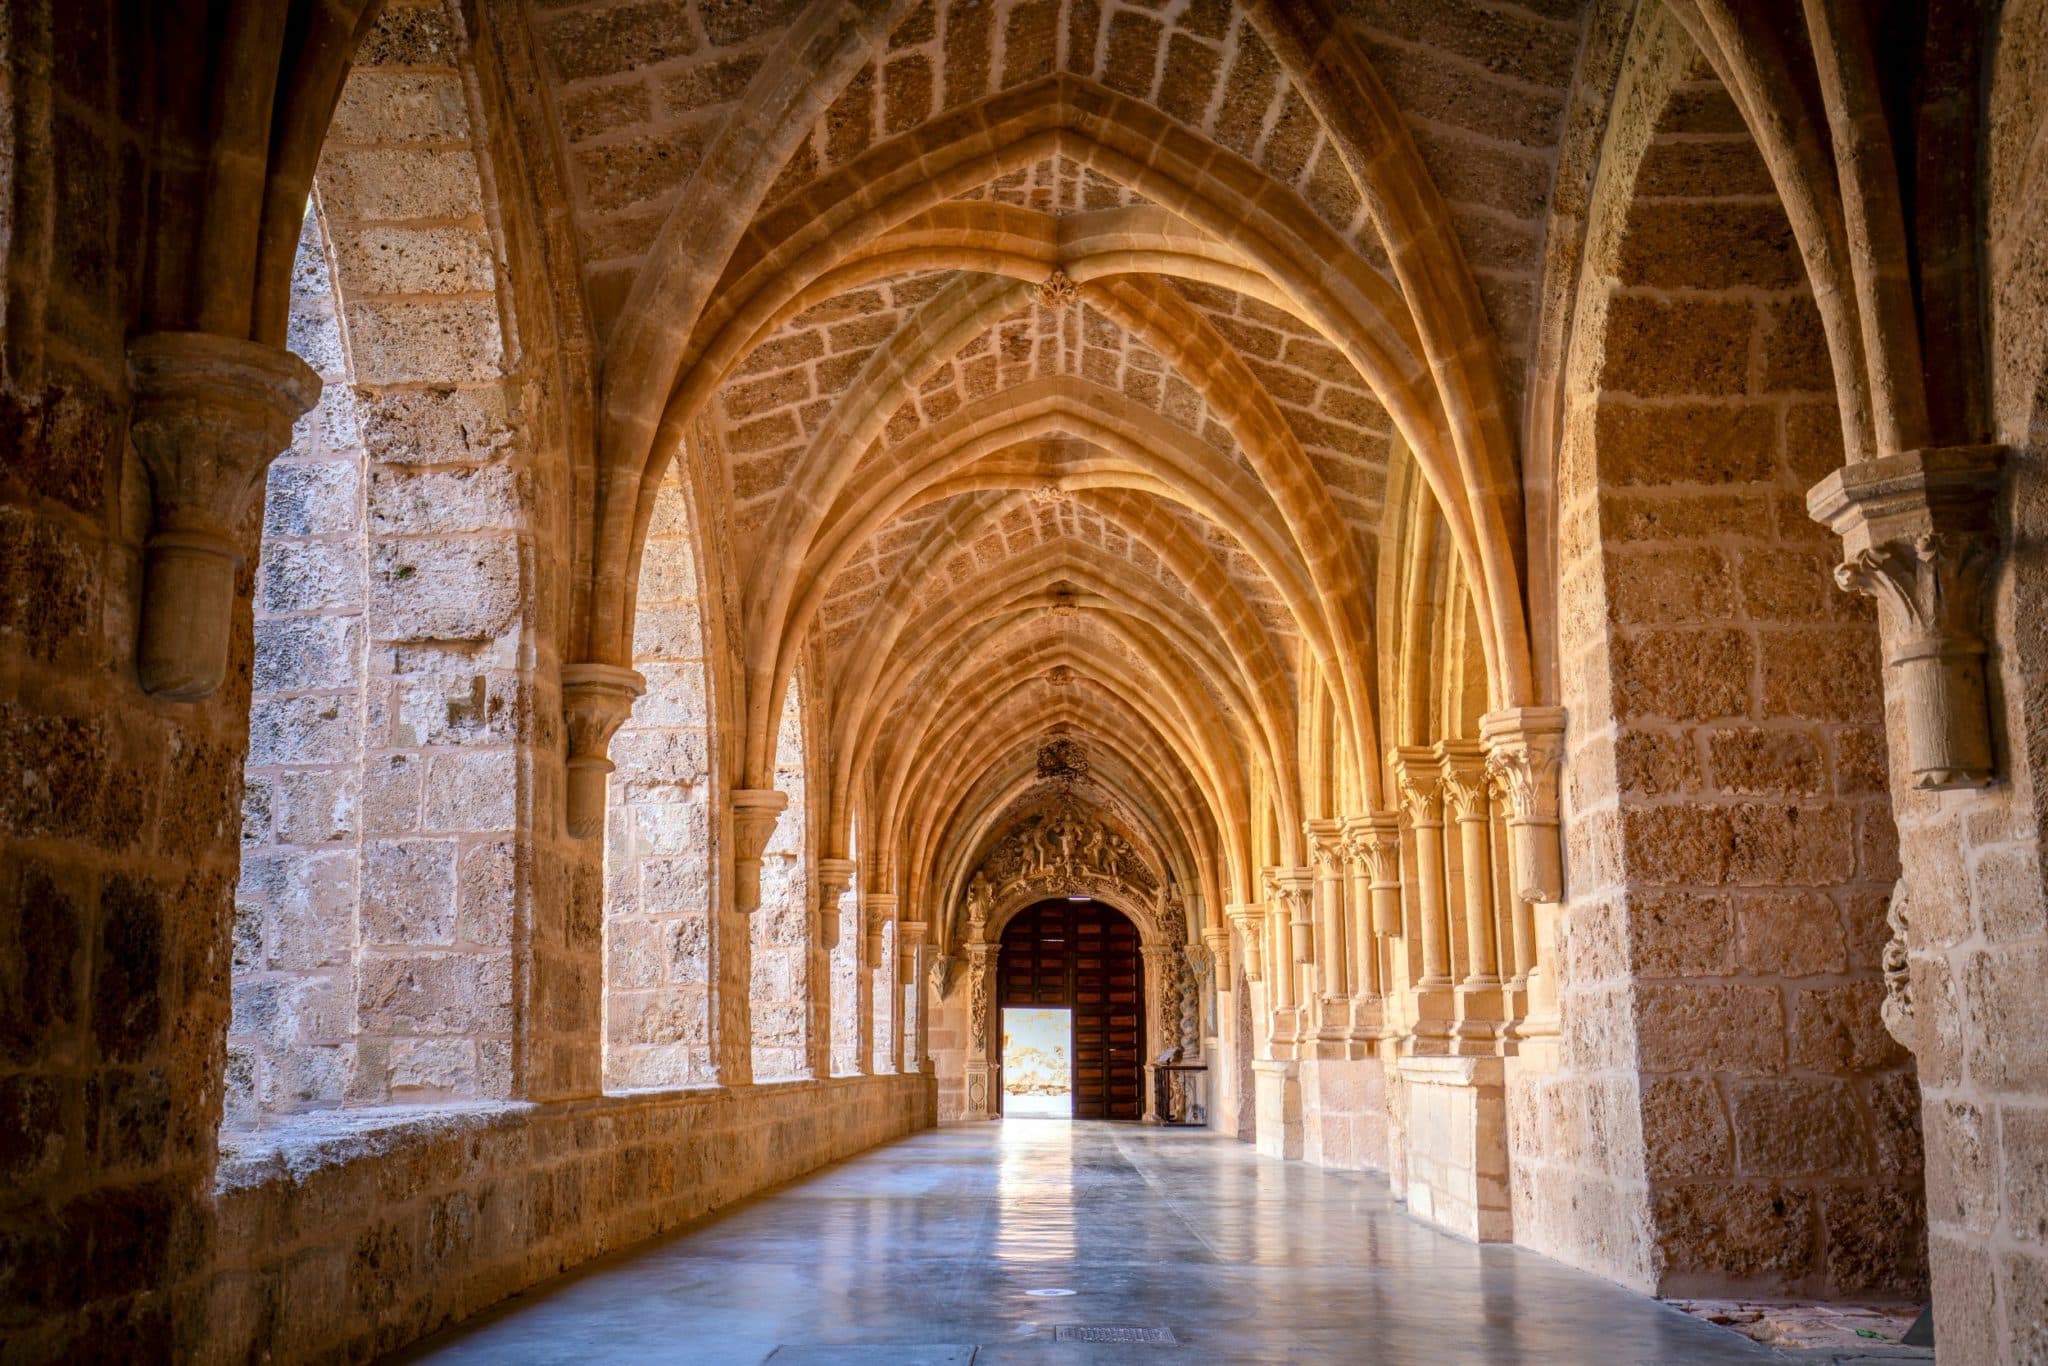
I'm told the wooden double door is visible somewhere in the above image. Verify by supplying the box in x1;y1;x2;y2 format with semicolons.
998;900;1143;1119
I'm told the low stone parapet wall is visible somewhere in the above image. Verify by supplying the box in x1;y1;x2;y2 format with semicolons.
200;1073;935;1362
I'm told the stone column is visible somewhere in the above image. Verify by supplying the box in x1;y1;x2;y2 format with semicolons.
1393;747;1455;1045
1140;944;1173;1120
1392;748;1452;988
863;892;896;1073
814;858;855;1077
1202;921;1233;1044
125;332;321;699
1305;821;1349;1044
1343;814;1399;1040
1224;903;1264;982
563;664;646;837
1807;445;2006;788
898;917;927;1074
963;941;998;1118
1305;820;1349;995
1439;744;1499;986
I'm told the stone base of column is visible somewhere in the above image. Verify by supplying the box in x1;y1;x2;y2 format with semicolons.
1406;987;1458;1054
1396;1055;1512;1242
1346;993;1386;1045
1252;1059;1303;1159
1451;982;1508;1056
1299;1055;1388;1171
964;1059;996;1120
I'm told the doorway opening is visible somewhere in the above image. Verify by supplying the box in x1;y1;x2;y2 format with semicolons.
998;900;1143;1119
1001;1008;1072;1117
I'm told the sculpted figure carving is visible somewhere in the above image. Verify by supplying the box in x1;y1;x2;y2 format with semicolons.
1881;880;1914;1050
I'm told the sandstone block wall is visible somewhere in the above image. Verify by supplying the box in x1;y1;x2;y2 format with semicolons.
1521;62;1924;1300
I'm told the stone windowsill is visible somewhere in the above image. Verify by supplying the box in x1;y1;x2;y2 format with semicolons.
214;1073;919;1195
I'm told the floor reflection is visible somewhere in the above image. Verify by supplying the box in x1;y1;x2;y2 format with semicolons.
402;1123;1778;1365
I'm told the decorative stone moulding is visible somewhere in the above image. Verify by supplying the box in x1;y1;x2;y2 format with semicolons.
1344;813;1404;935
1201;923;1233;980
1808;445;2007;789
1036;268;1080;309
561;663;646;838
815;857;856;951
1479;706;1567;902
864;893;898;969
126;331;322;699
730;787;789;913
897;919;927;986
1224;903;1264;981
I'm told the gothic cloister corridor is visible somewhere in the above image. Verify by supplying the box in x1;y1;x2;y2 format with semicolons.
7;0;2048;1360
405;1122;1782;1365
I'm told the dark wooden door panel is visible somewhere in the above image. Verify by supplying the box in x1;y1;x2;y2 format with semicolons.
999;900;1143;1120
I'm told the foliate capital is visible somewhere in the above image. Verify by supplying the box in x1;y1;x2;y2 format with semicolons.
1481;705;1567;901
1809;446;2006;789
126;332;322;700
1436;740;1490;822
562;663;646;839
1342;813;1402;887
1390;746;1444;826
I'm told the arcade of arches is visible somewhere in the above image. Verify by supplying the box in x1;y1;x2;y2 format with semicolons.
4;0;2048;1360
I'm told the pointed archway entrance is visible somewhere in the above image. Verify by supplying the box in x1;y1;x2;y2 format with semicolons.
998;900;1144;1119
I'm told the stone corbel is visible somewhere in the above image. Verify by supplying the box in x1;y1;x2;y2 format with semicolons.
126;332;322;699
1808;446;2006;789
562;663;646;838
1344;813;1404;935
864;893;898;969
1479;706;1567;902
814;857;856;951
729;787;789;913
1224;903;1265;981
897;919;927;986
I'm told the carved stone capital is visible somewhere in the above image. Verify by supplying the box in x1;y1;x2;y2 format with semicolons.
815;857;856;951
561;663;646;838
1809;445;2006;789
1268;866;1316;963
1391;745;1444;827
1201;923;1232;975
126;332;322;699
864;893;898;969
1436;740;1490;823
730;788;789;914
1480;705;1567;902
1304;818;1346;877
1342;813;1402;886
1224;902;1265;981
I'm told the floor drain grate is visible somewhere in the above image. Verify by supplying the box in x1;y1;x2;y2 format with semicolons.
1054;1325;1179;1345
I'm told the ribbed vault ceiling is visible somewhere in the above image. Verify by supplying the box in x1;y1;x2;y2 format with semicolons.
526;0;1582;949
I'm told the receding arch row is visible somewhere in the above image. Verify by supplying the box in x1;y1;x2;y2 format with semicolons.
583;76;1534;719
838;509;1298;871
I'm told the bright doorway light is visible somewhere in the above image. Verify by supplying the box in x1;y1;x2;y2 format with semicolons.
1002;1007;1072;1118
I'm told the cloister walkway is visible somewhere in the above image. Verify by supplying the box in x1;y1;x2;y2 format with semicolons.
401;1123;1780;1364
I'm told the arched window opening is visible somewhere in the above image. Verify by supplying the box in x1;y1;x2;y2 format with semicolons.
230;204;368;1130
751;674;812;1081
605;464;715;1091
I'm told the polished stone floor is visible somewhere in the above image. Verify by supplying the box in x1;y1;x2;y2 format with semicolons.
401;1122;1780;1364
